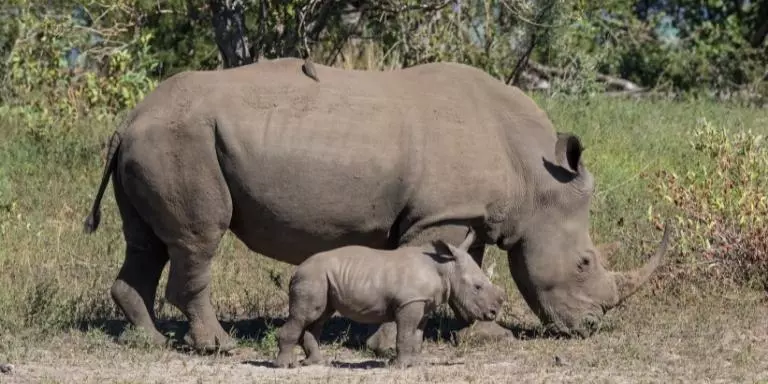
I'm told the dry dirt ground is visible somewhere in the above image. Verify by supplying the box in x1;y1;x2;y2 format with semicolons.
2;292;768;384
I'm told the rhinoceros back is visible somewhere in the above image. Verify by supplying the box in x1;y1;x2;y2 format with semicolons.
124;58;534;265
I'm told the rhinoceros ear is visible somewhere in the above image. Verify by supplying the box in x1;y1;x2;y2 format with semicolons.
555;132;584;173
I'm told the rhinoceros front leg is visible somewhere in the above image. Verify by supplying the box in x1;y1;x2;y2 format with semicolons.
389;301;427;368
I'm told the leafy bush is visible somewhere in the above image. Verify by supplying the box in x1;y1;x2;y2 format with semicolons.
557;1;767;101
0;1;161;170
5;2;159;112
647;118;768;290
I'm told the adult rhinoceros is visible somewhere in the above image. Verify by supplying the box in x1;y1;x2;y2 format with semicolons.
83;57;670;354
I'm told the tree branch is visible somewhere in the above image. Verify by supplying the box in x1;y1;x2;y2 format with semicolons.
208;0;252;68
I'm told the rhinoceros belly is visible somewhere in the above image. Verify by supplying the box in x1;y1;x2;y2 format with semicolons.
322;250;440;324
213;93;419;265
324;250;402;324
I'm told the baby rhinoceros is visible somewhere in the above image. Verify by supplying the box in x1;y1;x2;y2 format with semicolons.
273;228;506;369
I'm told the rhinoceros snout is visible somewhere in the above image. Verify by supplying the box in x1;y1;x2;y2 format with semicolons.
483;293;504;321
585;318;600;333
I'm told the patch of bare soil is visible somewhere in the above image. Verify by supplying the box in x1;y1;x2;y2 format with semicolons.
3;295;768;384
0;343;675;384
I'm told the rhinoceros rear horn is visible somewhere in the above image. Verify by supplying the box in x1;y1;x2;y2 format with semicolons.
611;220;672;306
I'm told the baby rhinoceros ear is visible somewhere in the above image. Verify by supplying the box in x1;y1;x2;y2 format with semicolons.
458;227;476;252
439;227;477;261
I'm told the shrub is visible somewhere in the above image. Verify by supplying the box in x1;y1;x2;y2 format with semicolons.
647;118;768;290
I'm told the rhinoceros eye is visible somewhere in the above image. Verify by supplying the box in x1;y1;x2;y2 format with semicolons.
577;256;591;273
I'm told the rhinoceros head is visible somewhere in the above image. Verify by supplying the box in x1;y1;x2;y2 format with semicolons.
435;228;506;322
501;132;671;337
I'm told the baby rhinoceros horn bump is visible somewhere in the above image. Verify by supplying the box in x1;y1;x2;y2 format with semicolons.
610;220;672;306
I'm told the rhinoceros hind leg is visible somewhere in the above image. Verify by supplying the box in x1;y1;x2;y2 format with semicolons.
275;274;329;368
111;243;169;347
365;322;397;356
299;307;333;366
164;232;235;354
111;178;169;347
274;318;301;368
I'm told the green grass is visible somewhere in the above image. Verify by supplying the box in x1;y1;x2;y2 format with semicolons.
1;94;767;382
538;96;768;268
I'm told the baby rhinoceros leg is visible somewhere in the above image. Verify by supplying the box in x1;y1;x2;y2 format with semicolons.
273;274;330;369
299;307;334;366
389;301;428;369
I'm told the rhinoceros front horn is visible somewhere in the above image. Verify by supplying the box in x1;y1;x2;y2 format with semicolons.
610;220;672;306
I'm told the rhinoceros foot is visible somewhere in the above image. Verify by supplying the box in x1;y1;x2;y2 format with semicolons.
453;320;513;345
272;354;297;369
365;322;398;357
182;329;237;354
299;354;327;367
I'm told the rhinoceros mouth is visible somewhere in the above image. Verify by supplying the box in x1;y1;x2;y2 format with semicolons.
574;315;602;338
536;309;603;339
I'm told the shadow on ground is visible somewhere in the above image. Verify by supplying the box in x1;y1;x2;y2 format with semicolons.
75;312;594;353
77;315;466;350
241;359;467;369
241;359;388;369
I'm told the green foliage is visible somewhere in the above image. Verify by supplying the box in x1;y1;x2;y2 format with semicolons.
538;4;608;96
134;0;220;75
0;1;160;168
553;0;767;98
5;2;159;111
0;0;766;340
648;119;768;289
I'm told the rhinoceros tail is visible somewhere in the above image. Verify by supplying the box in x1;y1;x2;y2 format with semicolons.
84;131;121;234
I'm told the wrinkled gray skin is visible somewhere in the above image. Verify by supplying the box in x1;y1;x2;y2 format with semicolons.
273;228;505;368
83;57;671;355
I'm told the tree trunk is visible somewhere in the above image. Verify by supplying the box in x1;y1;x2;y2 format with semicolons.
208;0;252;68
751;0;768;48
